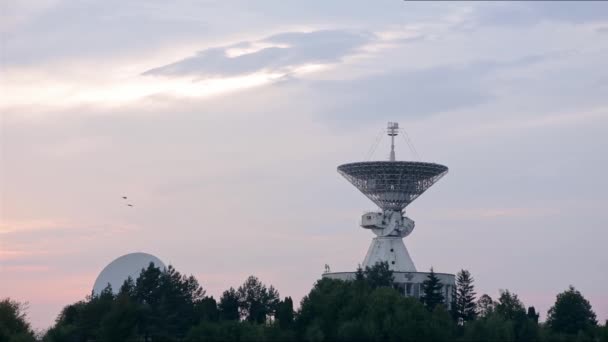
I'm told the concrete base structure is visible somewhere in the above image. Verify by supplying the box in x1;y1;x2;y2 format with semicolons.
322;271;455;308
363;236;417;272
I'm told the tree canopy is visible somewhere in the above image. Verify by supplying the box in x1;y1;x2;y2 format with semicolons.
0;298;36;342
454;269;477;324
5;263;600;342
420;267;445;311
236;275;280;324
546;285;597;336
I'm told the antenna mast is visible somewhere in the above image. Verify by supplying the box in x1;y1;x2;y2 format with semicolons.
387;122;399;161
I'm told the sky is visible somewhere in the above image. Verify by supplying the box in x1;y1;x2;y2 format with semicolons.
1;0;608;331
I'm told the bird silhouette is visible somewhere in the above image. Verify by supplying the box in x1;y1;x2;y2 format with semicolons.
122;196;127;200
127;204;134;207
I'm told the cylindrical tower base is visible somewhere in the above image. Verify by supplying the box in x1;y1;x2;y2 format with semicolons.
363;236;416;272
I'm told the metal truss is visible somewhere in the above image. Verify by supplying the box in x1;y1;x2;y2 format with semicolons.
338;161;448;211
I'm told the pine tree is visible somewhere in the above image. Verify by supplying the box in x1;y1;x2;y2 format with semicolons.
355;265;365;282
455;269;477;324
421;267;445;311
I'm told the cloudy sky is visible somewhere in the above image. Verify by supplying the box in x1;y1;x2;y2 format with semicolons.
1;0;608;331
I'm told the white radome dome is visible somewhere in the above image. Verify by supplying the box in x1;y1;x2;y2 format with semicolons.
93;252;166;295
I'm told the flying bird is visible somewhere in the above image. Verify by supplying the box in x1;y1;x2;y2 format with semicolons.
127;204;134;207
122;196;127;199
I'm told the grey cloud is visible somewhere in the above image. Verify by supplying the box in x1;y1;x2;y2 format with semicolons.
294;53;565;124
470;2;608;28
314;66;491;123
143;30;374;77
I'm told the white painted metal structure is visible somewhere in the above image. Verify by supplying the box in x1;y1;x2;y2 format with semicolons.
324;122;454;304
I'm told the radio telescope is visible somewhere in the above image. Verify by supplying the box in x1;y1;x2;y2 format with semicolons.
324;122;455;302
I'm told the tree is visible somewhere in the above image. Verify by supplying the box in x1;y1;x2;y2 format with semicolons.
196;296;219;322
547;285;597;335
134;262;163;307
527;306;539;323
495;289;526;321
495;290;539;341
354;265;365;282
275;297;294;329
454;269;477;324
119;276;136;297
477;294;495;318
236;276;280;323
363;261;394;289
134;264;206;339
98;293;138;341
218;288;240;321
599;321;608;342
0;298;36;342
46;263;207;341
421;267;445;311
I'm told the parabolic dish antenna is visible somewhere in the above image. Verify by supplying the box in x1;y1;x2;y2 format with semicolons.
338;161;448;211
92;252;166;295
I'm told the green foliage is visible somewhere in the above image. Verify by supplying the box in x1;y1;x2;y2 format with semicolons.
477;294;495;318
186;320;294;341
33;264;606;342
464;312;516;341
219;288;240;321
495;290;526;321
275;297;294;329
454;269;477;324
296;277;456;341
420;268;445;311
196;296;219;322
362;261;394;289
236;276;280;323
599;321;608;342
98;293;138;341
527;306;540;323
0;298;36;342
354;265;365;281
44;262;208;341
547;286;597;336
463;290;540;342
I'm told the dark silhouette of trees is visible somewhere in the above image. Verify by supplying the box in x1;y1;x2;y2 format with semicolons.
363;261;394;288
196;296;219;322
354;265;364;281
495;289;526;321
466;289;540;342
527;306;540;323
34;263;608;342
297;277;455;341
275;297;294;329
236;275;280;324
421;267;445;311
0;298;36;342
477;294;495;318
454;269;477;324
546;285;597;336
218;287;240;321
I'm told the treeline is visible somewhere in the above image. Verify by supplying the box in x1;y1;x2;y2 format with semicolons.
1;262;607;341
